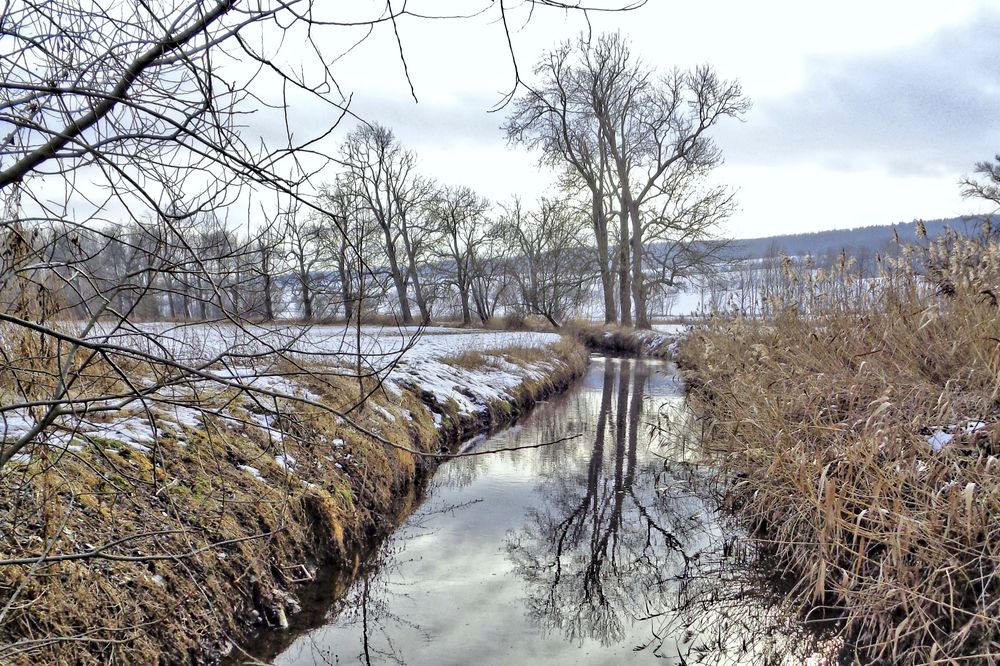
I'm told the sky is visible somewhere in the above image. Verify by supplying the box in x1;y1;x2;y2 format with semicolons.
275;0;1000;239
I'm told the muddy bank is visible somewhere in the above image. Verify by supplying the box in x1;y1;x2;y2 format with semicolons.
0;339;588;666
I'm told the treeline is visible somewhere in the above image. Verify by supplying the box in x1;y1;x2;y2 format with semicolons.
17;193;586;329
7;32;745;330
730;216;997;261
16;123;597;328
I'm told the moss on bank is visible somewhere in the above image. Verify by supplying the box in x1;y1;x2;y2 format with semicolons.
0;339;588;665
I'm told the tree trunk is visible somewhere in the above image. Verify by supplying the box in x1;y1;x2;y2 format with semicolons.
401;231;430;323
381;226;412;324
301;276;313;322
592;193;617;324
628;201;649;328
617;209;632;327
472;287;489;324
263;273;274;321
168;285;180;320
409;266;430;323
459;284;472;325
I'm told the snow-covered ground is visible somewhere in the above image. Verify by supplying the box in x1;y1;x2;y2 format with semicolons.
383;333;562;416
1;325;565;466
86;321;552;365
651;323;690;336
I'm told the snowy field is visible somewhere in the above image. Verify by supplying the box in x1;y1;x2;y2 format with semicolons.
651;323;691;336
87;321;555;365
1;324;566;461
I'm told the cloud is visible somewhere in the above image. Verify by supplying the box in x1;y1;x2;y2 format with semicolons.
349;91;507;150
717;12;1000;176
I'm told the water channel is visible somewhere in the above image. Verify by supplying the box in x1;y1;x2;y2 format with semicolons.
242;357;841;665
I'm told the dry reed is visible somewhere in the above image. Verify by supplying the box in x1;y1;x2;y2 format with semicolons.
679;228;1000;664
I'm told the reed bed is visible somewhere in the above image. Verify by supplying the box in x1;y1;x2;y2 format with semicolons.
679;228;1000;664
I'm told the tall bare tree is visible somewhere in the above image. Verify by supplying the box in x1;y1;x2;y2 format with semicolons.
505;45;618;324
340;124;423;324
431;185;490;326
509;33;747;327
583;35;749;327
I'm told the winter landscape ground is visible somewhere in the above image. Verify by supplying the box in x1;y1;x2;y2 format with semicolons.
5;1;1000;665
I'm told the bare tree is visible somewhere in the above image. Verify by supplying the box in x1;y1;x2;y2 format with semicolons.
249;221;285;321
470;219;514;324
430;186;491;325
505;45;618;324
509;33;747;328
340;123;423;324
283;207;333;322
501;197;591;328
316;181;385;325
961;156;1000;208
393;174;439;324
582;35;749;327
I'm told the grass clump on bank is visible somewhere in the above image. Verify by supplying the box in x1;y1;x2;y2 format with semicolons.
679;231;1000;664
563;320;677;358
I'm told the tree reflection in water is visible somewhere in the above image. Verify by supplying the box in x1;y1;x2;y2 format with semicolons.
506;359;693;651
259;357;844;666
505;358;845;664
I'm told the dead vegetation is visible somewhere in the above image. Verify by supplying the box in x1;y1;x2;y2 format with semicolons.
0;340;587;665
437;342;556;370
563;320;676;358
678;228;1000;664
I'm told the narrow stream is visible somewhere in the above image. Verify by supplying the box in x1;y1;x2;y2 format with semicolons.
244;357;842;665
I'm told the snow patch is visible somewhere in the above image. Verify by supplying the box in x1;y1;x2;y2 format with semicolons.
238;465;263;479
275;454;297;471
927;430;953;452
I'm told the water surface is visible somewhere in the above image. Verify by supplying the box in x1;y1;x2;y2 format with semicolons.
249;357;839;665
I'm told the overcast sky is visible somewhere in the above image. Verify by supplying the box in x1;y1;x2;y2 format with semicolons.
282;0;1000;239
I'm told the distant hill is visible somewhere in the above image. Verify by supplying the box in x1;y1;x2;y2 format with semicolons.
730;215;998;260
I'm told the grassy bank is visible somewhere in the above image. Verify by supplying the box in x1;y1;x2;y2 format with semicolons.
679;234;1000;664
565;321;679;358
0;337;588;665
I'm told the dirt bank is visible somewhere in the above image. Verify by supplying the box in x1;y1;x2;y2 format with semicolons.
0;339;588;665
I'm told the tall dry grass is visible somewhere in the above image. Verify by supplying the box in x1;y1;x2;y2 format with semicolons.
679;226;1000;664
